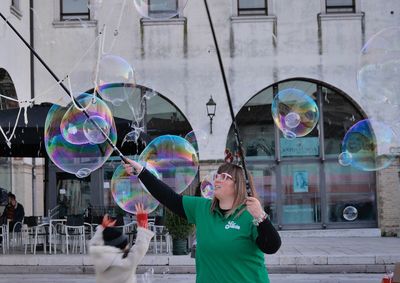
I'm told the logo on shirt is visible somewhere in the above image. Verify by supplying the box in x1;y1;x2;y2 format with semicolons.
225;221;240;230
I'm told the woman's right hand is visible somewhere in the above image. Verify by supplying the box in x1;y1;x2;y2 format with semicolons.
135;203;148;229
101;214;116;228
122;158;143;176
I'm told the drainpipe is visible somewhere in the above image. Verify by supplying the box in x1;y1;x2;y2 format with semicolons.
30;0;35;216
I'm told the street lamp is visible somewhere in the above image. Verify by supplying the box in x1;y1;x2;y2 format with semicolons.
206;96;216;134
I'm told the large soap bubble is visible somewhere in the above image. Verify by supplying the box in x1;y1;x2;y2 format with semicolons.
139;135;199;194
96;55;135;106
133;0;188;19
271;88;319;138
357;27;400;105
45;95;117;178
341;119;397;171
111;162;160;214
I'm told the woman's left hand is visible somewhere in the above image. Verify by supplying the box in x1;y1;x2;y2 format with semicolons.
245;197;264;219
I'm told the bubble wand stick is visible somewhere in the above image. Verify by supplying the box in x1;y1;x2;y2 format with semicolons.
0;12;129;163
203;0;252;196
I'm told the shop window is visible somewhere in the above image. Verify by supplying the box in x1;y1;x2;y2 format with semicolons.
60;0;90;21
238;0;268;16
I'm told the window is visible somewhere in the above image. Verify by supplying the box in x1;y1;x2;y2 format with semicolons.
238;0;268;16
60;0;90;21
148;0;179;17
11;0;20;10
326;0;355;13
227;79;377;229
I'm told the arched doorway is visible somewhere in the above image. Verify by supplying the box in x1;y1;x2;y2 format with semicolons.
0;68;19;203
227;78;377;230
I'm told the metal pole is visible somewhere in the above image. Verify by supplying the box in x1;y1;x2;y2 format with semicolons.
203;0;252;196
0;12;127;162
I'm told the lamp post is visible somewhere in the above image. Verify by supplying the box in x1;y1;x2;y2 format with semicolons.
206;96;216;134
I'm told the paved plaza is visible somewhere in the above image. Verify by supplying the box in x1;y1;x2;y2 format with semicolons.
1;233;400;277
0;273;387;283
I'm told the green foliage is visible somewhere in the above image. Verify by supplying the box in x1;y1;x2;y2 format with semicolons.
165;209;194;240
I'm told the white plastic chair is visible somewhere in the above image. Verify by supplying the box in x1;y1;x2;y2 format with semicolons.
63;215;86;254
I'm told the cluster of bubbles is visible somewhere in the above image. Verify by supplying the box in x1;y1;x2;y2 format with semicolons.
339;119;397;171
45;93;117;179
271;88;319;140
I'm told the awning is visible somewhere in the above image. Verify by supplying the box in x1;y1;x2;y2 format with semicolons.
0;103;143;157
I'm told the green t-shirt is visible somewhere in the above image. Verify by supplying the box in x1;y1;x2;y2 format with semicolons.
183;196;270;283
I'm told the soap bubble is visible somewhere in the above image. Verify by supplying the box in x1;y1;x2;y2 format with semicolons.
341;119;397;171
45;95;116;178
60;93;114;145
200;171;217;199
96;55;135;106
111;162;160;214
271;88;319;138
357;27;400;105
338;151;352;167
83;115;110;144
139;135;199;194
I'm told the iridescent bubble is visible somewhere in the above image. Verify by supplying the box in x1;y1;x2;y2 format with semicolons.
343;206;358;221
60;93;113;145
139;135;199;194
111;162;160;214
271;88;319;138
338;151;352;167
341;119;397;171
83;115;110;144
200;171;217;199
45;95;117;177
76;168;92;179
133;0;188;19
285;112;301;129
184;129;209;154
357;27;400;105
96;55;135;106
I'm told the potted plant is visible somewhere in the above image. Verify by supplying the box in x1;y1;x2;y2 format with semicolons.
165;209;194;255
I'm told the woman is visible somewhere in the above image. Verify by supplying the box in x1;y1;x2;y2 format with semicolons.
124;160;281;283
89;203;154;283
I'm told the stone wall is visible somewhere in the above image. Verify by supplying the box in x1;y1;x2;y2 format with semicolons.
377;158;400;236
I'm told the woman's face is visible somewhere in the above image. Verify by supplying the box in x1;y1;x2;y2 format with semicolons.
213;172;236;200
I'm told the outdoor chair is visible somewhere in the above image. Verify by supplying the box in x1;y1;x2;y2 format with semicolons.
62;215;86;254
